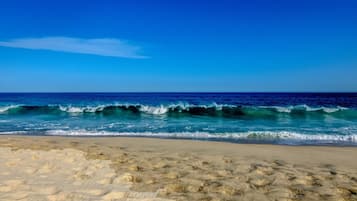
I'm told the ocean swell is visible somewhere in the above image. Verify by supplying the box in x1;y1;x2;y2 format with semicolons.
0;104;355;119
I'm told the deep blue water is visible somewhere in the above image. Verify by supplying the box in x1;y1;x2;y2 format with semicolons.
0;93;356;145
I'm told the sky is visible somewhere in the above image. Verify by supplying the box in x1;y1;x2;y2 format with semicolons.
0;0;356;92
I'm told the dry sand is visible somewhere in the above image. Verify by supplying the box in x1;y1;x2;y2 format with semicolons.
0;136;356;201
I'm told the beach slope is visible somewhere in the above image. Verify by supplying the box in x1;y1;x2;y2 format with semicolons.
0;136;356;201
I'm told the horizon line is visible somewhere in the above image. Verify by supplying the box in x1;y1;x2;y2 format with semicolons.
0;91;356;94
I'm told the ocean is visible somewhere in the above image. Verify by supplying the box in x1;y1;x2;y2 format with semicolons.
0;93;356;145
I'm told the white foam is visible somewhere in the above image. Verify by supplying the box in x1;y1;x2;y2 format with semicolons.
39;130;357;143
0;131;28;135
139;105;168;115
322;106;348;113
0;105;21;113
271;106;293;113
261;105;348;113
58;105;106;113
59;105;84;113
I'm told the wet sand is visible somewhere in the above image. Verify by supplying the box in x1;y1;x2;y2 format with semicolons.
0;136;356;201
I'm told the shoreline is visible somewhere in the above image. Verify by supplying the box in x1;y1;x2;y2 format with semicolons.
2;133;356;147
1;135;357;167
0;135;356;200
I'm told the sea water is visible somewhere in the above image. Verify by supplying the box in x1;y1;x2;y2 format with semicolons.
0;93;356;145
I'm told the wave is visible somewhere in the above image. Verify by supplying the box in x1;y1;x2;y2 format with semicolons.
0;105;20;113
1;130;356;145
0;104;355;119
260;105;348;113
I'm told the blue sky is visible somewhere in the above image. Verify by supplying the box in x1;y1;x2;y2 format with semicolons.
0;0;356;92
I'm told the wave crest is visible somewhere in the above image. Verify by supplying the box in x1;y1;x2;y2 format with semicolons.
0;104;355;119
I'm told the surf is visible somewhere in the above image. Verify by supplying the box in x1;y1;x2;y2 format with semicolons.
0;104;355;120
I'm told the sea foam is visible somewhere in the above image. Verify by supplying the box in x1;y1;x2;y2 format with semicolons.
9;130;350;145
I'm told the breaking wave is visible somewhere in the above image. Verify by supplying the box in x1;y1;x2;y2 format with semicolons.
0;103;355;119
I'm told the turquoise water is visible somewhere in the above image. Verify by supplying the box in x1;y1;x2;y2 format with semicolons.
0;93;356;145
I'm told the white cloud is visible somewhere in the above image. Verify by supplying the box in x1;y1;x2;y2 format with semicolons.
0;37;148;59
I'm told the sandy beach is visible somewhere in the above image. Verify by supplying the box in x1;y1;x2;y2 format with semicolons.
0;136;356;201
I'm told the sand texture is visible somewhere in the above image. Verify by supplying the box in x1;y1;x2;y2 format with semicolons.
0;146;171;201
0;136;356;201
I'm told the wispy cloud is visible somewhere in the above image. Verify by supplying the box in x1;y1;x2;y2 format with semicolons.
0;37;148;59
